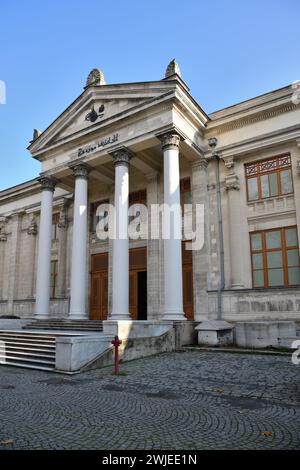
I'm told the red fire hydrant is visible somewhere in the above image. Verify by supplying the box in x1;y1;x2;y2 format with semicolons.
111;335;122;375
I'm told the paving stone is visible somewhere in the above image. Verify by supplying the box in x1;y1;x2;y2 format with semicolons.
0;351;299;449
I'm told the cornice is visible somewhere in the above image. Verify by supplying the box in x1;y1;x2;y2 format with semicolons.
206;102;300;135
214;124;300;159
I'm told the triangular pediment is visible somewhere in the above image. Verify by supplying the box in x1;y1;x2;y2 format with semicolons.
28;81;180;155
54;96;152;141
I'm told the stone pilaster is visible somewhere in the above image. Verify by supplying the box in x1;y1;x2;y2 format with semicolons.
25;214;38;299
55;200;70;299
224;160;244;288
7;212;23;314
191;158;209;320
292;140;300;245
146;172;161;320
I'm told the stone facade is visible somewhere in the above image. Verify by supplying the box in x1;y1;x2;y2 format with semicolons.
1;64;300;323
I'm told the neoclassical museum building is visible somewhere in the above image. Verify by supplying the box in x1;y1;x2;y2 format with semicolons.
1;60;300;330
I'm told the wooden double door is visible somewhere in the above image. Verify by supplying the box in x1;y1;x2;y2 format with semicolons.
90;252;108;320
90;244;194;321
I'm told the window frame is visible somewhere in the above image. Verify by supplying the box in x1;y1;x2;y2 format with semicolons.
90;199;110;233
250;226;300;288
52;213;60;241
50;260;58;299
245;153;294;202
180;177;191;207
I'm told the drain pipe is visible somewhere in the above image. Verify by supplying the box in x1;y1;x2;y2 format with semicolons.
208;138;225;320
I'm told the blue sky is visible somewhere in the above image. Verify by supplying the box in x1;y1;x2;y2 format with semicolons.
0;0;300;190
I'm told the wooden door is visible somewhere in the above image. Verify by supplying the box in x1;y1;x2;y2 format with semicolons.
182;242;194;320
90;273;108;320
129;271;138;320
129;247;147;320
90;253;108;320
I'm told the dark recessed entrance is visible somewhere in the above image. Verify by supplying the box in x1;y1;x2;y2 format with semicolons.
137;271;147;320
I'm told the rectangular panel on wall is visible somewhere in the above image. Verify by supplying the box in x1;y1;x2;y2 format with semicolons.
92;252;108;272
129;247;147;271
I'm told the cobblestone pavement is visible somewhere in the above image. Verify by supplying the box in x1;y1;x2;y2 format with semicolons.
0;351;299;450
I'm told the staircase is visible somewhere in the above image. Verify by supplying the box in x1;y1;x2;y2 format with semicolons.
0;330;56;371
23;319;103;332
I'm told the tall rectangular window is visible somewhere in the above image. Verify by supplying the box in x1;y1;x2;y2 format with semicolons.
250;227;300;288
180;178;192;206
245;154;293;202
90;199;109;233
50;260;58;298
52;213;60;241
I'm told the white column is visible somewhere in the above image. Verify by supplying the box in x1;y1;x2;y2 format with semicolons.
110;149;131;320
35;177;56;317
225;172;244;288
161;132;185;320
69;163;90;319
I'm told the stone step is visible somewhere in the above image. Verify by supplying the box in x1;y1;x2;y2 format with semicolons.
0;362;55;372
0;334;56;344
0;343;55;356
0;330;56;339
0;349;55;360
0;330;57;371
278;337;300;349
0;353;55;366
23;321;103;332
0;340;56;349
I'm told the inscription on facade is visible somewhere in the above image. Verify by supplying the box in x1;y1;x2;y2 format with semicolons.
78;133;119;157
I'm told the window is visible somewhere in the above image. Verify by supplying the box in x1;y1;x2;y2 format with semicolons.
180;178;192;207
129;190;147;225
90;199;109;233
50;260;58;298
52;213;60;241
245;154;293;202
250;227;300;288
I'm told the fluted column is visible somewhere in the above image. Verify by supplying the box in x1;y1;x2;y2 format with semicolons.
69;163;90;319
35;177;57;317
160;132;185;321
110;148;131;320
225;171;244;288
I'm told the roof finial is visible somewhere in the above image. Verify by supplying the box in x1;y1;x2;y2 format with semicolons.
165;59;181;79
85;68;106;88
33;129;41;140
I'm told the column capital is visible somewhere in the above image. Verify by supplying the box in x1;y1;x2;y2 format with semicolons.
69;161;91;180
37;176;57;192
159;131;181;151
110;147;133;167
225;173;240;191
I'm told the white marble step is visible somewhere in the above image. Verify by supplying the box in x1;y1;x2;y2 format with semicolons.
278;337;300;349
0;353;55;366
0;361;54;371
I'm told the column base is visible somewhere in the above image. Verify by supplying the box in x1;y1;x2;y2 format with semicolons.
110;313;132;321
231;284;244;289
34;314;50;319
163;311;186;321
